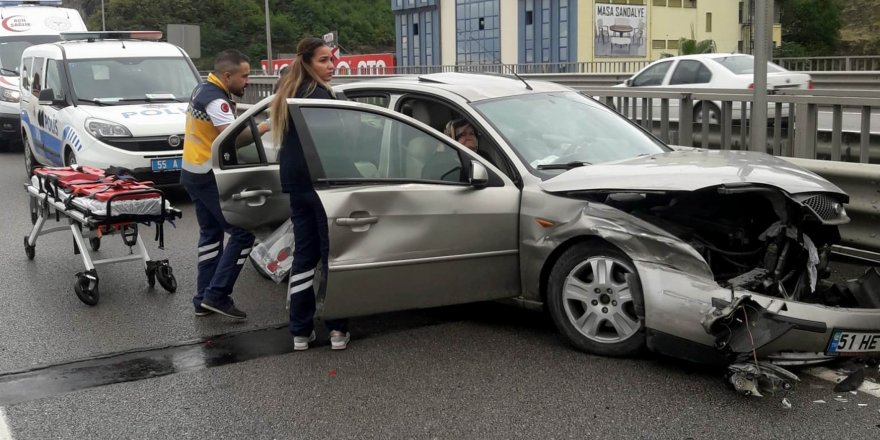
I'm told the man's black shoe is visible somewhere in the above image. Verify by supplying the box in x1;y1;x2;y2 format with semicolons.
200;300;247;320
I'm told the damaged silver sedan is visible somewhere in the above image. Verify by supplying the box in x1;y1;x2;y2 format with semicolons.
212;73;880;395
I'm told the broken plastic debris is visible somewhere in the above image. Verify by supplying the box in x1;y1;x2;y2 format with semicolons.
850;391;858;395
834;397;849;403
782;398;792;409
813;400;826;404
858;404;868;407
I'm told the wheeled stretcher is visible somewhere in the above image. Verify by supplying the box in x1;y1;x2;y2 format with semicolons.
23;166;182;306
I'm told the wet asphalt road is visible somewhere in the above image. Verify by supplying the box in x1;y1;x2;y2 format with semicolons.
0;151;879;439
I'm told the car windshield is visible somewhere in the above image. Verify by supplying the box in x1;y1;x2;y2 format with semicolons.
0;35;60;76
472;91;669;177
712;55;785;74
67;57;199;103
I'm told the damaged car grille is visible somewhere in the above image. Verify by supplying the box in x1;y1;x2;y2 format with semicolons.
802;194;842;222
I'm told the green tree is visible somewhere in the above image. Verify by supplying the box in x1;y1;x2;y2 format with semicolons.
779;0;842;55
677;38;717;55
74;0;394;70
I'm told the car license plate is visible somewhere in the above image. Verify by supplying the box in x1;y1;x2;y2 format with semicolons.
826;329;880;356
151;157;181;172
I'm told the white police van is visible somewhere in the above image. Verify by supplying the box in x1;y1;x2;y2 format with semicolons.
0;0;86;150
20;31;201;185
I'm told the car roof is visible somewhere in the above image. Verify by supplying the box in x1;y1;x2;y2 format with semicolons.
652;53;752;63
340;72;572;102
26;40;184;59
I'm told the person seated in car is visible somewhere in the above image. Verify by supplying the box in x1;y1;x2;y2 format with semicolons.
417;119;480;182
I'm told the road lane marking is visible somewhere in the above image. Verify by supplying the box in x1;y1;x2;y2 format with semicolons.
803;366;880;399
0;407;13;440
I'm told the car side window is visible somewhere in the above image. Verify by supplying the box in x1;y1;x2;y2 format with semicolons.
21;57;31;91
300;107;464;183
631;60;672;87
218;107;275;168
45;60;66;102
669;60;712;85
31;57;44;97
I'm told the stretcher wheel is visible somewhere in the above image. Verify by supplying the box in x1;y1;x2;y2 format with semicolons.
156;264;177;293
89;237;101;251
29;197;38;225
74;271;99;306
145;265;156;287
23;236;35;260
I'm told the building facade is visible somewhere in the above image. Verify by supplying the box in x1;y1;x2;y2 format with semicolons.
391;0;781;68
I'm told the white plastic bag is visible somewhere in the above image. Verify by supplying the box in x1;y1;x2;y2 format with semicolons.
249;219;294;283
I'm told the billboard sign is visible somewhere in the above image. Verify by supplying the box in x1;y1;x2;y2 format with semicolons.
595;3;647;58
261;53;395;76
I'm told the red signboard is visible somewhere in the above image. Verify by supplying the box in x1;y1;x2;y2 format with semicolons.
261;53;395;76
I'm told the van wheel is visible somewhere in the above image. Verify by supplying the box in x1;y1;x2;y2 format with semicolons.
23;132;39;177
65;148;77;167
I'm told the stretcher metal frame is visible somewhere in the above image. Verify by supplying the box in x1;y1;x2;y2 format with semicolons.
23;175;182;306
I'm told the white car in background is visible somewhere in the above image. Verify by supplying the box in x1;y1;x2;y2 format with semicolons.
618;53;812;124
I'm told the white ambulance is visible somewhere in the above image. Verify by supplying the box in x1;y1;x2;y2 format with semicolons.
0;0;85;150
20;31;201;185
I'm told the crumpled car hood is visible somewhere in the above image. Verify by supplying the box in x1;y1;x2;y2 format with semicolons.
540;149;846;197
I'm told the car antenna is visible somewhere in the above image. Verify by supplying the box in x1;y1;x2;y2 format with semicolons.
461;32;532;90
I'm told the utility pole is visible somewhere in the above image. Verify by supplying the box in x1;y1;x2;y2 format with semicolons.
101;0;105;31
264;0;273;75
750;0;772;152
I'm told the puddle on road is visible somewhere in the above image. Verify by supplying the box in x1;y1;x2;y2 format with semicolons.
0;303;509;406
0;325;295;406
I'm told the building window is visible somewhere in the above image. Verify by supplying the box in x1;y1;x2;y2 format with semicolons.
652;0;666;6
668;0;682;7
667;39;679;50
706;12;712;32
684;0;697;8
456;0;500;65
413;23;419;35
652;39;666;49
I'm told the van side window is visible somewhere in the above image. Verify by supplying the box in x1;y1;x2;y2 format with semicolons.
45;60;65;103
21;57;31;91
31;57;45;98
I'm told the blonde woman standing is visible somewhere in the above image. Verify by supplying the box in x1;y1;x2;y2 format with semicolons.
269;37;349;351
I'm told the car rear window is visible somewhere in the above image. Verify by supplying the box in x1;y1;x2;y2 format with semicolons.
712;56;785;74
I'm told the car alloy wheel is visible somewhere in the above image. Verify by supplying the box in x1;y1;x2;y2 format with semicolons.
547;242;645;356
694;101;721;125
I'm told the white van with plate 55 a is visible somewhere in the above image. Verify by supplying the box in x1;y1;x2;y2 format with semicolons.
19;31;201;185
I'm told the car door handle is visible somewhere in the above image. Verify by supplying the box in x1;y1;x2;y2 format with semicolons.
232;189;273;200
336;216;378;226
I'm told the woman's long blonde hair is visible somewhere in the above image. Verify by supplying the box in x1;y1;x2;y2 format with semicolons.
270;37;333;148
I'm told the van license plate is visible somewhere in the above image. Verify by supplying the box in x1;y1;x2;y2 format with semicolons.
826;329;880;356
151;157;181;172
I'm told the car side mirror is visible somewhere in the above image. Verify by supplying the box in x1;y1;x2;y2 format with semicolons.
38;88;64;106
624;79;633;87
469;160;489;188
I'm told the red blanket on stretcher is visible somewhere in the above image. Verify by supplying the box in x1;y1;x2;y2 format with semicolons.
33;166;158;201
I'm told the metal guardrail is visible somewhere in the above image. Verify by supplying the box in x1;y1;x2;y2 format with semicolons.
775;56;880;72
241;71;880;105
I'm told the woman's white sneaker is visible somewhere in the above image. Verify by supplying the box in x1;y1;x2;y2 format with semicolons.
329;331;350;350
293;331;316;351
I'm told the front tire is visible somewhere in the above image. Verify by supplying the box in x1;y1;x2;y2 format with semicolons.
65;148;77;167
547;242;645;357
22;131;39;177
